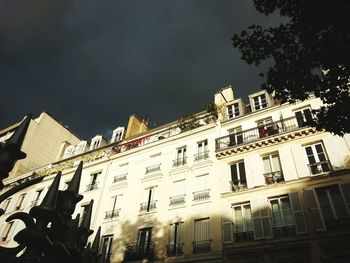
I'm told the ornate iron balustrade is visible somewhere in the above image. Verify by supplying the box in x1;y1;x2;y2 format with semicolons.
194;151;209;162
123;242;154;261
216;116;310;151
192;240;211;253
172;158;187;167
145;164;161;174
230;180;247;192
139;200;157;212
264;170;284;184
104;209;120;220
169;194;186;206
235;231;254;242
113;173;127;183
166;243;184;256
272;225;296;237
85;182;99;192
193;189;210;201
308;160;331;175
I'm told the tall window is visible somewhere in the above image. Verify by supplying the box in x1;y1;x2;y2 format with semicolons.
170;180;186;206
304;143;330;175
227;103;240;119
315;185;349;230
262;153;283;184
100;235;113;263
233;203;254;242
105;195;121;219
269;196;296;237
2;198;11;213
193;175;210;201
173;147;187;167
86;171;101;191
1;222;14;242
140;187;157;212
111;127;124;143
32;190;43;206
230;161;247;190
252;94;267;111
195;140;208;161
229;127;243;146
15;194;26;210
193;218;211;252
137;228;152;253
146;154;161;173
168;222;184;256
295;108;313;127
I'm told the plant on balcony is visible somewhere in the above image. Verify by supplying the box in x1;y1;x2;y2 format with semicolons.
203;101;219;123
177;113;200;132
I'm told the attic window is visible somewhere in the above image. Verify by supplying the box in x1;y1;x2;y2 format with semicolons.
252;94;268;111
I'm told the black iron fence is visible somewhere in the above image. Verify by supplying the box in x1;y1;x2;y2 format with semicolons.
169;194;186;206
193;189;210;201
230;180;247;191
85;183;99;192
308;160;331;175
194;151;209;162
172;157;187;167
113;173;127;183
104;209;120;220
192;240;211;253
145;164;161;174
139;200;157;212
263;170;284;184
123;242;154;261
166;243;184;256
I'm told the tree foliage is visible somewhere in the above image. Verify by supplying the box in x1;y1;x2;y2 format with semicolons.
232;0;350;135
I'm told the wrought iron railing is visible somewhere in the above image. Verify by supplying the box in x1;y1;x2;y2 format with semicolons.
230;180;247;192
104;209;120;220
264;170;284;184
193;189;210;201
145;164;161;174
216;116;310;151
113;173;127;183
194;151;209;162
166;243;184;256
139;200;157;212
169;194;186;206
192;240;211;253
172;158;187;167
85;183;99;192
123;242;154;261
308;160;331;175
235;231;254;242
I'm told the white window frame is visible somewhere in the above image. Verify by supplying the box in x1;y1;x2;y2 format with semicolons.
227;102;240;119
252;94;268;111
232;202;253;235
304;142;330;175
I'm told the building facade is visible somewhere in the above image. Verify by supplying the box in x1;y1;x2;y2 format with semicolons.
1;87;349;263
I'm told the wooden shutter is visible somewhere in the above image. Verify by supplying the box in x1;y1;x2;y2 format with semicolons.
222;221;233;244
289;192;307;234
251;200;263;240
261;205;272;238
304;189;325;231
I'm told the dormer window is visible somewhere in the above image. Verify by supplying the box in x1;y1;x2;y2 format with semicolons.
90;136;102;150
252;94;268;111
75;141;87;155
63;145;75;159
111;127;125;143
227;103;240;119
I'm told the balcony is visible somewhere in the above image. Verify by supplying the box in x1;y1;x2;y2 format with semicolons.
272;225;296;237
85;183;99;192
230;180;247;192
216;116;314;153
192;240;211;253
104;209;120;220
235;231;254;242
145;164;161;174
194;151;209;162
193;189;210;201
139;200;157;212
113;173;127;183
264;171;284;184
166;243;184;256
169;194;186;206
308;160;331;175
123;242;154;262
173;158;187;167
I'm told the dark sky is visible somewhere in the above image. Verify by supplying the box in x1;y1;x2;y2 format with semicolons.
0;0;283;140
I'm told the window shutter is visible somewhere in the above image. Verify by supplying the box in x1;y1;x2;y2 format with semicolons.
251;200;263;240
222;221;233;244
177;223;183;245
261;205;272;238
340;183;350;212
304;189;325;231
169;224;175;245
289;192;307;234
230;164;238;182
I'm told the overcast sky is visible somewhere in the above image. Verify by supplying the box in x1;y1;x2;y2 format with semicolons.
0;0;283;140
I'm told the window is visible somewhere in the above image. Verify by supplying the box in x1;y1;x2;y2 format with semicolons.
75;141;87;155
195;140;208;161
114;163;128;183
146;154;161;173
252;94;268;110
111;127;124;143
227;103;240;119
90;136;102;150
193;175;210;201
262;153;283;184
257;117;278;138
105;195;121;219
1;222;14;242
32;190;43;206
137;228;152;254
80;204;89;225
233;203;254;242
2;198;11;213
170;180;186;206
230;161;247;191
315;185;350;230
86;171;101;191
228;127;243;146
63;145;75;159
15;194;26;210
173;147;187;167
269;196;296;237
295;108;313;127
304;143;331;175
100;235;113;263
140;187;157;212
193;218;211;252
167;222;184;256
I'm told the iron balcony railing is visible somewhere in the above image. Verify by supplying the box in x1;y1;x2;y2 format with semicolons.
139;200;157;212
85;183;99;192
172;157;187;167
145;164;161;174
123;242;154;262
193;189;210;201
230;180;247;192
216;116;310;151
194;151;209;162
104;209;120;220
192;240;211;253
169;194;186;206
113;173;127;183
166;243;184;256
308;160;331;175
263;170;284;184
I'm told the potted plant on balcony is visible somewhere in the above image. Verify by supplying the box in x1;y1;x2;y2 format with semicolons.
203;101;219;124
177;113;200;132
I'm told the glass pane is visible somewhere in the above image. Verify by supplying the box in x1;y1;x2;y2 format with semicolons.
316;189;334;221
271;154;281;171
329;186;348;218
238;162;246;183
281;197;294;225
271;200;283;226
263;157;272;173
234;207;244;232
244;205;253;231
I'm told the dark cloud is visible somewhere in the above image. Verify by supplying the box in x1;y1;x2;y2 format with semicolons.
0;0;283;139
